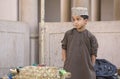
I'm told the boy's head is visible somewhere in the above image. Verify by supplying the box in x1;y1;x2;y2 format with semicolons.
71;7;89;31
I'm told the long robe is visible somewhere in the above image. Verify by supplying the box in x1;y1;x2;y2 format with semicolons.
61;28;98;79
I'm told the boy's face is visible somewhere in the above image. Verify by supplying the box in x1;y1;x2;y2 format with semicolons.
72;15;88;30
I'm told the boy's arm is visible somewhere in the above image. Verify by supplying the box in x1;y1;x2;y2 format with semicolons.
90;34;98;66
62;49;66;62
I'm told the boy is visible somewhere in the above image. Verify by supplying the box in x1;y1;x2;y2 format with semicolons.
61;7;98;79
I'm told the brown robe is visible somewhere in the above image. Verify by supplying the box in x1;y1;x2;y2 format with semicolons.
61;28;98;79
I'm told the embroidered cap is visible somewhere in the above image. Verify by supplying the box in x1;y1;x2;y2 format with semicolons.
71;7;88;16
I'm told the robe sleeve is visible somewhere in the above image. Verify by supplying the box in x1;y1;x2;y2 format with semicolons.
61;32;68;50
90;35;98;57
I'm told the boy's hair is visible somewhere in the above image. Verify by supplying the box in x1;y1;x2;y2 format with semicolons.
80;15;89;19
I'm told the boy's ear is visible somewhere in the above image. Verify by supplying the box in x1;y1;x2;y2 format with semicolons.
84;19;88;24
85;19;88;21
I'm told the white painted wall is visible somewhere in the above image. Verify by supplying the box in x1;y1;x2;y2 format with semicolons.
0;0;18;21
19;0;39;65
43;21;120;68
0;21;30;77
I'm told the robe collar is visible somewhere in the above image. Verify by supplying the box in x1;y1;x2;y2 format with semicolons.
76;26;86;32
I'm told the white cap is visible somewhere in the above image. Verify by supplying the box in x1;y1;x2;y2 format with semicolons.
71;7;88;16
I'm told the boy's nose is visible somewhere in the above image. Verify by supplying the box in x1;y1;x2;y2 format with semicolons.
74;20;78;24
73;22;78;26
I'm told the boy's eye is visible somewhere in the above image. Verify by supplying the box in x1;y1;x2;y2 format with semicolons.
72;17;81;21
72;18;75;21
76;18;80;20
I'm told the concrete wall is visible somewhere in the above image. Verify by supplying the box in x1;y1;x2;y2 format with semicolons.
43;21;120;68
45;0;60;22
114;0;120;20
0;0;18;21
0;21;30;77
101;0;114;21
19;0;39;65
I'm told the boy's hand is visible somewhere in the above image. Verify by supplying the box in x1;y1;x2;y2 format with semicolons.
62;49;66;62
91;55;96;66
